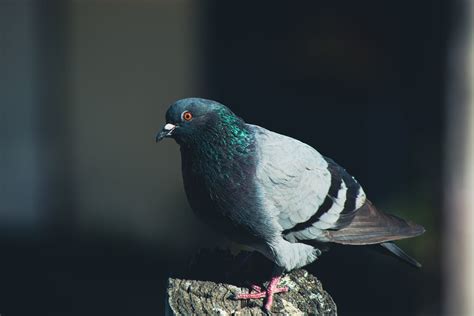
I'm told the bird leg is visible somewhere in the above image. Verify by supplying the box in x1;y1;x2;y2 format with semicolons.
234;275;289;312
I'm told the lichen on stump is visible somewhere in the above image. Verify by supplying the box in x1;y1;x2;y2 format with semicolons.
165;249;337;315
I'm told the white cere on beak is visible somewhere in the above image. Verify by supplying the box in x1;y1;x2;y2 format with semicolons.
163;123;177;136
164;123;176;131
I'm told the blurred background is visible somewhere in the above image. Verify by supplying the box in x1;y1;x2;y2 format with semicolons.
1;0;472;315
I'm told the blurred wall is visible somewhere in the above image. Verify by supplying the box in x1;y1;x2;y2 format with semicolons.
444;0;474;314
67;1;208;251
0;1;44;230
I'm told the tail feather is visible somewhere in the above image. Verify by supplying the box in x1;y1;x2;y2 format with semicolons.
380;242;422;268
380;242;421;268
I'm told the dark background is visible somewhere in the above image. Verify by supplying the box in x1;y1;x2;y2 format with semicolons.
1;0;456;315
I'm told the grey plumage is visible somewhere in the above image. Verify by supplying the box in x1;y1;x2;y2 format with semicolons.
156;98;425;273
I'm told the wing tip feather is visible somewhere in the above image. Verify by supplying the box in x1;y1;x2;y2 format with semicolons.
323;200;426;245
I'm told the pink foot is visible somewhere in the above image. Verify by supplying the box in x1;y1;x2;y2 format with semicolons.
234;275;289;312
250;284;262;292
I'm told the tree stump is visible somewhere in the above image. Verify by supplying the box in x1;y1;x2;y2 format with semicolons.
165;249;337;315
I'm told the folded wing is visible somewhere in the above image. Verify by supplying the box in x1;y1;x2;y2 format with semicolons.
251;124;424;245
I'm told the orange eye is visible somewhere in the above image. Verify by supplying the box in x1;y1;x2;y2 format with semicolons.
182;111;193;121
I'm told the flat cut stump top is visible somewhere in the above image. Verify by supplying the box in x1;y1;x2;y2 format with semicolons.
165;250;337;315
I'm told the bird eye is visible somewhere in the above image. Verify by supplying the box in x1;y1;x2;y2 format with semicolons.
181;111;193;121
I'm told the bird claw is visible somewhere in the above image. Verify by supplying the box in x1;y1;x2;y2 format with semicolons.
233;276;288;312
250;284;262;292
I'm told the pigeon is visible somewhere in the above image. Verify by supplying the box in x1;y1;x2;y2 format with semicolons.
155;97;425;312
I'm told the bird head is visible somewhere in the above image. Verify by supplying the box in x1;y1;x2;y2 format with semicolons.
156;98;241;145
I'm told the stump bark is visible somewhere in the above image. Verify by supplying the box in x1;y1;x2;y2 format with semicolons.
165;249;337;315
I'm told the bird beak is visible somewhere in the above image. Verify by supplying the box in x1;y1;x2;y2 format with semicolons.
155;123;176;142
